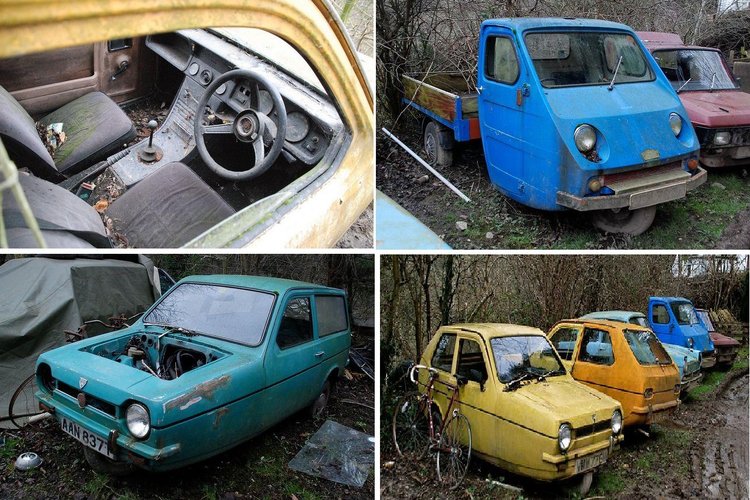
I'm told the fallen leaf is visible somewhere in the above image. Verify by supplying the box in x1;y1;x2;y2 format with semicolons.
94;200;109;213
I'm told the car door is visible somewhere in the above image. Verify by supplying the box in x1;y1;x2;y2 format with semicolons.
570;327;617;399
262;293;319;427
649;300;678;345
311;293;351;380
477;25;533;203
548;324;583;372
0;38;155;116
452;334;497;459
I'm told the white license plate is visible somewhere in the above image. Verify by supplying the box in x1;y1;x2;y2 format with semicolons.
731;146;750;159
575;449;607;474
61;417;114;459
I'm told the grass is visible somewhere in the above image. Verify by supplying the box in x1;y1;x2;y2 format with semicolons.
732;345;749;371
590;470;626;496
687;369;727;399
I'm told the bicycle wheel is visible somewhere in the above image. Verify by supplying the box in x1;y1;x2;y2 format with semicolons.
392;391;430;459
8;374;44;429
436;413;472;489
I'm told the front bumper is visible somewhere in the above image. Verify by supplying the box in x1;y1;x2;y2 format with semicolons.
540;433;624;480
701;352;717;369
37;391;181;469
680;371;703;394
716;346;739;365
557;165;706;212
701;146;750;168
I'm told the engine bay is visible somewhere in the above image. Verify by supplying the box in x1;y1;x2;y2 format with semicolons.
82;332;227;380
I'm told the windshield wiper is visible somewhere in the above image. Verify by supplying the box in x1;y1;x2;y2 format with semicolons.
709;72;717;92
504;371;534;391
536;368;565;381
608;55;623;91
676;77;692;94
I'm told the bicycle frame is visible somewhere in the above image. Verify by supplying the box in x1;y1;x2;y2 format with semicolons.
409;364;462;447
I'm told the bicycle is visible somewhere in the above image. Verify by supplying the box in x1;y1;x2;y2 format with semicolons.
392;364;472;489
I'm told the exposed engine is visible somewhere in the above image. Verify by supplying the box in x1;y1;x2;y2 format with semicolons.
85;333;222;380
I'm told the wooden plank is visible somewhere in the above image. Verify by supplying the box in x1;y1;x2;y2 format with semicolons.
402;74;458;122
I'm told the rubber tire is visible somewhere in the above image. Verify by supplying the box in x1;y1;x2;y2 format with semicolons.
308;380;331;419
579;471;594;495
424;120;453;167
83;446;134;477
392;391;430;459
435;413;472;490
591;206;657;236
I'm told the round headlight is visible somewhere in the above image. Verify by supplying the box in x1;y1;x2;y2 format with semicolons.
558;423;572;451
687;337;694;348
611;409;623;435
714;131;731;146
126;403;150;439
574;124;597;153
669;113;682;136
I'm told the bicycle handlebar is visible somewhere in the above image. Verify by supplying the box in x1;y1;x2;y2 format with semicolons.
409;364;438;384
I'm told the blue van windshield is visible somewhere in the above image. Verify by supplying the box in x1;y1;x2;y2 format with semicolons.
525;31;654;88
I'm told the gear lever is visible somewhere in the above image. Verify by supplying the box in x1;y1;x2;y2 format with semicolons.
138;119;163;163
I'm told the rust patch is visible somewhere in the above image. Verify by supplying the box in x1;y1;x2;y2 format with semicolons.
213;406;230;429
164;375;231;412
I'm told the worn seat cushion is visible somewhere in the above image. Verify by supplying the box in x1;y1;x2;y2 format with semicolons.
2;172;107;248
39;91;135;176
107;162;235;248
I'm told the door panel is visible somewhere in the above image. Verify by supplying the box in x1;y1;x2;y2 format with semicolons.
454;336;496;458
0;38;155;116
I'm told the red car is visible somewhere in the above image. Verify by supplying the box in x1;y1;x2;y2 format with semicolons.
696;308;740;367
639;32;750;168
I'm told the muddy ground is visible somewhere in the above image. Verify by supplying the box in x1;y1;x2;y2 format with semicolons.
377;122;750;249
381;361;749;499
1;373;374;500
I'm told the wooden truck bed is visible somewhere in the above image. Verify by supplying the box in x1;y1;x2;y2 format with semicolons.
402;73;481;142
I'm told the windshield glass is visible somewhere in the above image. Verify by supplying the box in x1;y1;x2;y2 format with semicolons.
144;283;275;345
490;335;564;383
696;309;714;331
670;301;698;326
628;315;649;328
652;49;737;92
213;27;325;92
624;329;670;365
525;31;654;88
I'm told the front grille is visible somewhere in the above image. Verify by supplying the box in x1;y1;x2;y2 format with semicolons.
57;382;117;417
685;360;701;375
575;419;611;438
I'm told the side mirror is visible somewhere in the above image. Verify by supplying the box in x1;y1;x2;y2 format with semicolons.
455;374;468;387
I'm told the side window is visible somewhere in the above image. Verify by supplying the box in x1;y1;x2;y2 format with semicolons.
316;295;348;337
578;328;614;365
430;333;457;372
652;304;670;324
485;36;519;84
277;297;312;349
550;327;580;361
456;339;488;384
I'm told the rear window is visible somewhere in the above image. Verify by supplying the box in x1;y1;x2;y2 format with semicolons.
316;295;348;337
624;329;671;365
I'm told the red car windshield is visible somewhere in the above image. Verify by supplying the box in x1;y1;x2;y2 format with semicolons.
652;49;738;92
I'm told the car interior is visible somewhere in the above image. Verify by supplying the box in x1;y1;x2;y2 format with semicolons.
0;28;345;248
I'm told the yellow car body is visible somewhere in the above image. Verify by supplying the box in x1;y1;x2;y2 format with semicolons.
419;323;624;482
548;319;681;427
0;0;373;249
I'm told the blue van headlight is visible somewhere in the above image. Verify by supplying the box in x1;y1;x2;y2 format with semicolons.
574;125;597;153
687;337;694;348
669;113;683;137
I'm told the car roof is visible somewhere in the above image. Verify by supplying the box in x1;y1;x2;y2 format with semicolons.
440;323;545;338
636;31;714;51
650;296;691;303
581;310;645;321
557;318;651;331
179;274;342;294
482;17;633;33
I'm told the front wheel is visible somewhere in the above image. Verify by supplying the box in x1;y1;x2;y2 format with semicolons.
83;446;134;477
308;380;331;419
592;206;656;236
436;413;472;490
392;391;430;459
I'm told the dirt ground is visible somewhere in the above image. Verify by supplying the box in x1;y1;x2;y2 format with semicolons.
377;123;750;250
1;373;374;500
381;363;749;499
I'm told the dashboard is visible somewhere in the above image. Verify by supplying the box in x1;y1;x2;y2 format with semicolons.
145;29;343;166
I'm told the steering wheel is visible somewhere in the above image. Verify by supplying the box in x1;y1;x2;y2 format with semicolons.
194;69;287;181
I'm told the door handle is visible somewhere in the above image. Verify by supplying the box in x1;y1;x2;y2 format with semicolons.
111;60;130;81
315;351;325;358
